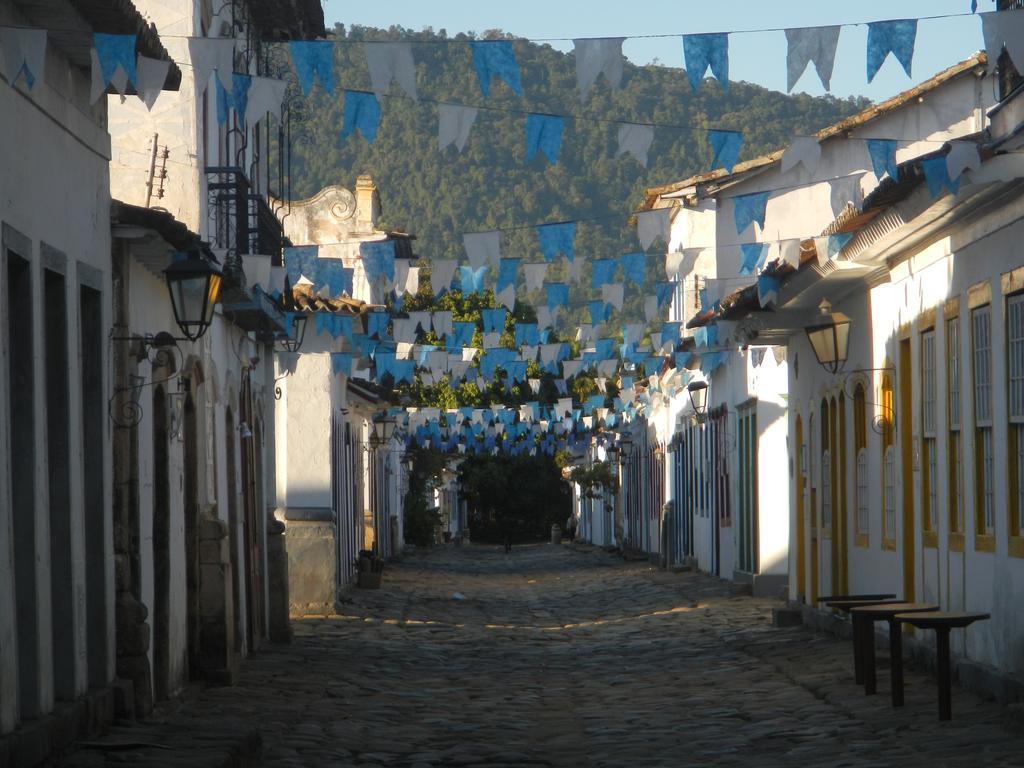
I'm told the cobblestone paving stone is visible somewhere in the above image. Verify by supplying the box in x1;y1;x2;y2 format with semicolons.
58;543;1024;767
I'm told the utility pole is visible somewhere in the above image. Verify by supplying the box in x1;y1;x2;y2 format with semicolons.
144;133;170;207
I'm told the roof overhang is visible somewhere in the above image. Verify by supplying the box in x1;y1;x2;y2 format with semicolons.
15;0;181;90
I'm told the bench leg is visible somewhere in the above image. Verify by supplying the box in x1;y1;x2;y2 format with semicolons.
863;618;877;695
936;628;952;721
889;619;904;707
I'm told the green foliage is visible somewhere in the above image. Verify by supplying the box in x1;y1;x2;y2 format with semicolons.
460;453;570;542
402;488;440;547
284;24;868;270
567;461;619;499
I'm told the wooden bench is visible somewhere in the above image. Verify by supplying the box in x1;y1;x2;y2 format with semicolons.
849;602;938;706
895;611;990;720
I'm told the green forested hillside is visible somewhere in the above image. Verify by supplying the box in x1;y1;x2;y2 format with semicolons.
285;24;870;262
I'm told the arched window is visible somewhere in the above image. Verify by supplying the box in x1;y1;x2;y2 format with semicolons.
820;399;831;531
880;372;896;547
853;384;869;542
883;445;896;541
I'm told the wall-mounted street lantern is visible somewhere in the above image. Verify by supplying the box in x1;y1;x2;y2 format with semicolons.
804;299;851;374
687;379;709;419
277;313;308;354
370;414;397;448
804;300;896;434
164;252;223;342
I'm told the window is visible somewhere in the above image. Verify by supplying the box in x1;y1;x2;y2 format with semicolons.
921;329;937;543
883;445;896;542
973;305;995;541
822;450;832;530
853;384;869;544
1008;293;1024;552
947;315;964;543
856;449;869;536
880;373;896;548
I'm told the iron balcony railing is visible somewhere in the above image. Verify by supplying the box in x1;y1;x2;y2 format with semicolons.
205;167;286;274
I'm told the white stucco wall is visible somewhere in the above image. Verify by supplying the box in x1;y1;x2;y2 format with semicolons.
0;1;116;731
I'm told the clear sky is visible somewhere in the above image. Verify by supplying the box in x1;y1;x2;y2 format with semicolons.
323;0;995;102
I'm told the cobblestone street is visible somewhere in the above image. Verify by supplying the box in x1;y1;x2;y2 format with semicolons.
60;544;1024;767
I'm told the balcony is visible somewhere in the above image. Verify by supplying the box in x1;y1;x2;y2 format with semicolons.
205;167;288;281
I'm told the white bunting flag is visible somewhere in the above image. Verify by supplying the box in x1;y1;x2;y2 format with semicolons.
785;25;841;92
982;9;1024;75
778;238;803;268
781;136;821;176
496;285;517;310
245;76;288;125
616;122;655;167
644;295;659;323
136;55;171;110
524;262;548;293
0;27;45;90
637;208;670;251
602;283;625;311
432;311;453;339
188;37;235;92
463;231;501;268
431;259;458;296
946;141;981;182
363;41;417;101
438;103;478;152
574;37;625;101
536;307;554;329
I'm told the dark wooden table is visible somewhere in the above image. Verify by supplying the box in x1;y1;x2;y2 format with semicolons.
823;597;902;684
895;610;990;720
849;602;938;705
817;594;897;604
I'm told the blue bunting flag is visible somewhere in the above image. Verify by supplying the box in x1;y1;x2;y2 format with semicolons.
94;33;137;90
757;274;781;308
708;129;743;173
366;312;390;339
537;221;577;262
733;191;771;234
683;33;729;93
342;90;382;144
497;258;521;294
330;353;352;377
739;243;771;276
660;322;682;349
515;323;539;347
319;261;353;297
591;258;617;289
284;245;317;286
620;252;646;285
866;139;899;181
459;265;488;295
589;300;609;326
481;308;508;333
215;73;252;124
866;20;917;83
921;155;960;197
655;280;677;308
826;232;854;258
545;282;569;311
525;114;564;165
289;41;334;95
360;240;396;285
470;41;522;97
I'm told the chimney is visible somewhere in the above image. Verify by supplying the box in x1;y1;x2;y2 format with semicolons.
355;175;380;230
